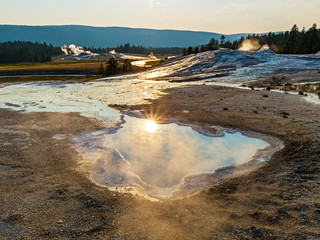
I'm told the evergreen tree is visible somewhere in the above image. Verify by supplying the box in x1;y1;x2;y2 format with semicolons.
307;23;320;53
223;41;233;49
207;38;219;51
187;46;193;55
220;35;225;46
200;45;207;52
98;63;105;76
193;47;200;54
106;57;118;75
182;48;187;55
0;41;62;64
122;59;133;72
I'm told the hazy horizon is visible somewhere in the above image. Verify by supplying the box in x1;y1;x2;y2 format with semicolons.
1;0;319;34
0;23;262;35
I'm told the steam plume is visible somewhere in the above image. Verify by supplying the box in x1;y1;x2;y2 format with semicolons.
61;44;96;56
239;39;270;51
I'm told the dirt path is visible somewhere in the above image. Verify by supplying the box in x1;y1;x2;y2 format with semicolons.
1;85;320;239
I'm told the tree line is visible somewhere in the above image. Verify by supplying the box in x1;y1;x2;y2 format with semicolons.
0;41;62;64
183;24;320;55
85;43;183;55
97;58;133;77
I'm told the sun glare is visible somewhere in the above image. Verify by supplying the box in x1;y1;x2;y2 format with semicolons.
144;119;158;133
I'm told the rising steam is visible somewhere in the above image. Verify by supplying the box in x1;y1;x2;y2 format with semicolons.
61;44;97;56
239;39;270;51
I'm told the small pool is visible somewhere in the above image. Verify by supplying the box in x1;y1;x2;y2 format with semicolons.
0;80;278;199
74;115;270;198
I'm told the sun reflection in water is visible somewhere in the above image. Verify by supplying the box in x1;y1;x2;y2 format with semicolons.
144;119;158;133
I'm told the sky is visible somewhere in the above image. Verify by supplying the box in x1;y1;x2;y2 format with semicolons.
1;0;320;34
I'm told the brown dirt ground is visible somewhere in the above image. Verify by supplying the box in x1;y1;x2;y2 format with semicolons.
1;85;320;239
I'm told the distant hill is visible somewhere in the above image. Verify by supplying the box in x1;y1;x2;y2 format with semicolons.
0;25;248;48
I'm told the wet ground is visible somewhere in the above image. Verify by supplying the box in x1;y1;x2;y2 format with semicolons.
1;82;320;239
1;49;320;239
140;49;320;84
0;78;276;200
73;115;271;199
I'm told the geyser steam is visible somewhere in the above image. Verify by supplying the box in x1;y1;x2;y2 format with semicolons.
61;44;96;56
239;39;270;51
